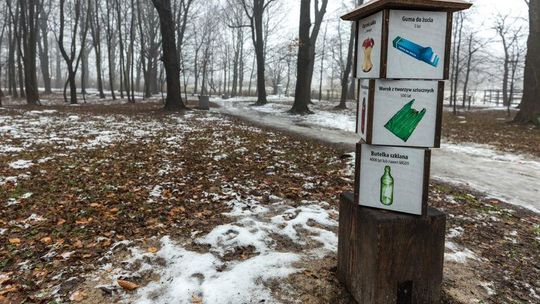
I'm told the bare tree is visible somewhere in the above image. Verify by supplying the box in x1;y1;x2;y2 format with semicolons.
450;11;464;115
238;0;277;105
56;0;90;104
290;0;328;114
0;4;6;104
37;0;52;94
89;0;106;98
151;0;186;110
515;0;540;124
104;0;117;99
10;0;41;104
494;14;523;109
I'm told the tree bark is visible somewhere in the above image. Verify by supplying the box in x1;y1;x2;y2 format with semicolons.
90;0;106;98
337;22;355;109
37;1;52;94
291;0;328;114
152;0;186;110
18;0;40;104
515;0;540;124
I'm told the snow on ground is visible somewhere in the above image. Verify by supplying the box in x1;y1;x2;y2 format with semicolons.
0;108;345;303
0;110;196;161
216;96;540;213
214;96;357;132
90;192;338;304
441;143;540;169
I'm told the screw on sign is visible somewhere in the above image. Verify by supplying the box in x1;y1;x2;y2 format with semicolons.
338;1;472;304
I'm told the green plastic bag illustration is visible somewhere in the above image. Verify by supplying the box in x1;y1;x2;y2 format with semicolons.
384;100;426;142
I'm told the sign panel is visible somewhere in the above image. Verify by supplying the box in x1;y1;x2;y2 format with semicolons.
386;10;447;79
356;79;371;141
372;80;441;147
356;11;383;79
356;80;443;148
356;144;430;215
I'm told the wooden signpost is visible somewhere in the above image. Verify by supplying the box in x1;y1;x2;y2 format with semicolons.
339;1;471;303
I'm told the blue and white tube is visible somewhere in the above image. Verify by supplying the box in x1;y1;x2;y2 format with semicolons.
392;36;440;67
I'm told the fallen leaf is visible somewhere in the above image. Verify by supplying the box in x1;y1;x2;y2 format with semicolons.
0;285;18;296
0;273;11;285
117;279;139;291
40;237;53;245
192;295;203;304
69;291;87;302
8;238;20;245
73;240;83;248
57;219;66;225
148;247;159;254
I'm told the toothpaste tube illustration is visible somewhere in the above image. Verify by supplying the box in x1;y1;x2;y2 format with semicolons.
392;36;440;67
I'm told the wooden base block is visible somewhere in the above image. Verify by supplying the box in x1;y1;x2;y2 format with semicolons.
337;192;446;304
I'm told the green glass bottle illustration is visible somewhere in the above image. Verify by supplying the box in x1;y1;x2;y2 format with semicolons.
380;166;394;206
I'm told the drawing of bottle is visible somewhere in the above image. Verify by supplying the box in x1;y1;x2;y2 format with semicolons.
380;166;394;206
361;97;366;134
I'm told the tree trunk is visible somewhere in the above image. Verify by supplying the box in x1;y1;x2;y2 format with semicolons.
38;9;52;94
253;3;267;105
291;0;328;114
19;0;40;104
337;22;355;109
461;34;473;109
105;0;116;99
90;0;106;98
291;0;312;113
515;0;540;124
152;0;186;110
452;13;464;115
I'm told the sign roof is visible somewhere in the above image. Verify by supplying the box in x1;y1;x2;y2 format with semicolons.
341;0;472;21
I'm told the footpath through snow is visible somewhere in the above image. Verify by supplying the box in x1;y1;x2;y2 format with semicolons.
215;97;540;213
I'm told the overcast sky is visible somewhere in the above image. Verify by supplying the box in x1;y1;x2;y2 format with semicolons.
283;0;529;34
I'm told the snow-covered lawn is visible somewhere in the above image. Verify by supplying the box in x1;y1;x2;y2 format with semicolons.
1;105;538;303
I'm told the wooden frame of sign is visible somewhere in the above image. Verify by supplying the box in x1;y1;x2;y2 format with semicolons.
354;143;431;216
356;80;444;148
347;0;471;80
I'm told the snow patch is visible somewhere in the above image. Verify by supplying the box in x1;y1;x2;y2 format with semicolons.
9;160;33;169
445;241;478;264
131;236;298;304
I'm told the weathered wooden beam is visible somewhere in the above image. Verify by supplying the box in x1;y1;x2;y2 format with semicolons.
337;192;446;304
342;0;472;21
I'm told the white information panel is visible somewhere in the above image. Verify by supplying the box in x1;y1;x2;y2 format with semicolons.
386;10;447;79
372;80;439;147
358;145;427;215
357;79;370;141
356;11;383;79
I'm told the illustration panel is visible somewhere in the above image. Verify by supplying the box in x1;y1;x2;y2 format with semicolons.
386;10;447;79
356;79;370;141
356;11;383;78
358;145;428;215
372;80;440;147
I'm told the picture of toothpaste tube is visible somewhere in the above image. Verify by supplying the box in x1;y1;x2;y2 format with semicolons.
392;36;440;67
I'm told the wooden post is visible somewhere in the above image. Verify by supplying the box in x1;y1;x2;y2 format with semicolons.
340;1;471;303
338;193;446;304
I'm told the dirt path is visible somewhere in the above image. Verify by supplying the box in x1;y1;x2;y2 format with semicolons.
218;106;540;213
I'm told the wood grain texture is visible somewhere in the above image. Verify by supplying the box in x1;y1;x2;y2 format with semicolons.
435;81;445;147
443;12;453;80
380;9;390;78
337;192;446;304
341;0;472;21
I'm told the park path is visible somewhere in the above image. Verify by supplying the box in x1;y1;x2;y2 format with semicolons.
216;105;540;213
